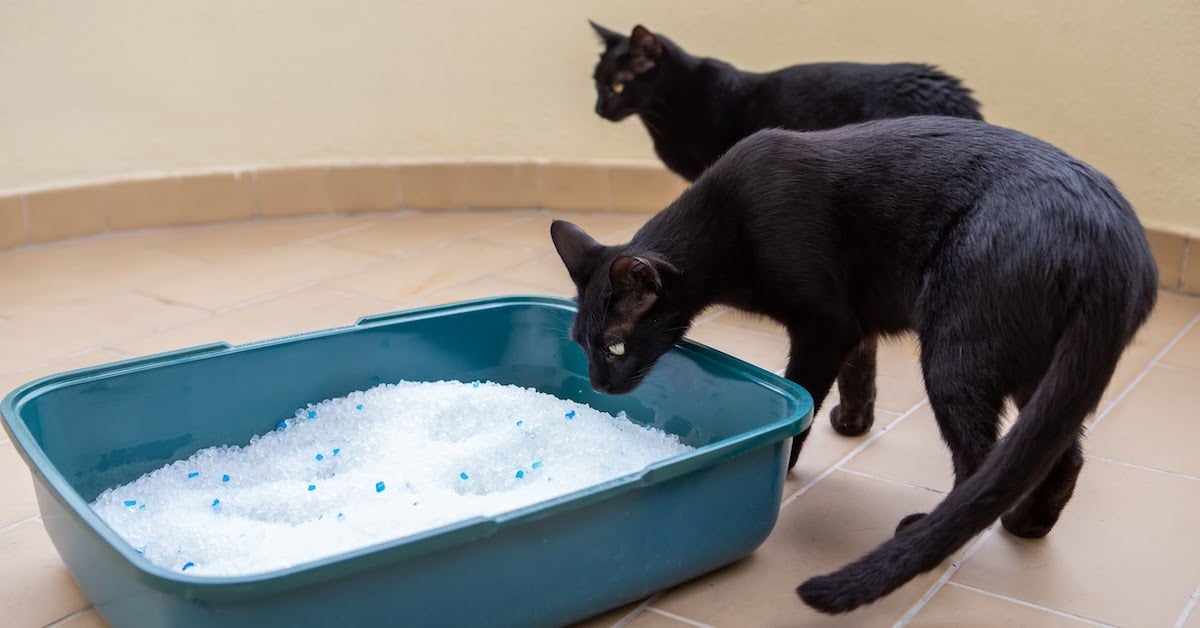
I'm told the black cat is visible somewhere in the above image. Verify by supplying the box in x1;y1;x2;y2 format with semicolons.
550;116;1157;614
590;21;982;182
591;21;983;438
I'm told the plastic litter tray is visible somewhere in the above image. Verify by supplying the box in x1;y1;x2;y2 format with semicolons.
1;296;813;627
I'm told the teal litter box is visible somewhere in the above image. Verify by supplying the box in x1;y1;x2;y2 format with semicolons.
1;296;813;628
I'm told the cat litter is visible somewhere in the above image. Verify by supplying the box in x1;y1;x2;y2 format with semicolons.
90;380;691;577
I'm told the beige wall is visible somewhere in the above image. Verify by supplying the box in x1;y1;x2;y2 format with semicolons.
1;0;1197;233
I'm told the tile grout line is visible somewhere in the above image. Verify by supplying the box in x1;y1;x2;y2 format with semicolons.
1086;311;1200;436
943;581;1116;627
893;521;1001;627
891;315;1200;626
836;467;947;495
781;397;929;509
43;605;95;628
644;607;716;627
1174;580;1200;628
612;593;662;627
0;514;41;535
1084;453;1200;482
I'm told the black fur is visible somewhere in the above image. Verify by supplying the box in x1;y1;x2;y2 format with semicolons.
550;116;1157;614
589;21;983;182
590;21;983;440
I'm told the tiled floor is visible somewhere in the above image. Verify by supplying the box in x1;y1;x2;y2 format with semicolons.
1;210;1198;628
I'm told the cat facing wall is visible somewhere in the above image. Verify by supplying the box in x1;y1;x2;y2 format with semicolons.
551;116;1157;613
589;21;982;182
590;22;986;442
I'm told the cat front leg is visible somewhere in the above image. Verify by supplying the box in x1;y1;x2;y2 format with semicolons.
784;322;862;469
830;335;878;436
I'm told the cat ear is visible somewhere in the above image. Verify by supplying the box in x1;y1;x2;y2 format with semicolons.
551;220;604;284
628;25;663;73
589;20;623;49
610;255;677;295
610;255;676;317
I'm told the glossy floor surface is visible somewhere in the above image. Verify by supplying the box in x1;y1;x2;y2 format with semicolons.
1;211;1197;627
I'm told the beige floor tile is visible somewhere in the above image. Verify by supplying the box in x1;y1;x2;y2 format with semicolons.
0;249;208;317
326;241;541;303
909;583;1094;627
475;212;646;252
113;288;395;357
0;519;89;627
150;216;375;263
1087;365;1200;477
323;211;531;258
0;440;37;528
0;230;182;269
1161;321;1200;369
140;243;383;310
54;608;109;627
686;321;790;374
1102;291;1200;402
0;349;131;397
0;303;150;367
569;598;648;628
953;458;1200;627
654;471;956;627
1186;602;1200;628
626;608;703;626
401;276;564;309
782;405;904;496
843;405;954;493
496;254;577;295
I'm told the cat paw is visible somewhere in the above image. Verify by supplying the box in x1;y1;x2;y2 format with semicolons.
894;512;926;535
830;404;874;436
1001;512;1056;539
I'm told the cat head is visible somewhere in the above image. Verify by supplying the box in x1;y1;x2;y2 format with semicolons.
551;220;688;394
589;21;667;121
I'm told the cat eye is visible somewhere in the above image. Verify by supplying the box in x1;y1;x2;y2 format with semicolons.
611;83;625;94
606;342;626;356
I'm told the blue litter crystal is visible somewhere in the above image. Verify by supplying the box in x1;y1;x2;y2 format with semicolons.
123;500;136;507
337;512;345;520
531;461;543;469
139;504;146;511
516;420;523;427
459;472;469;480
355;404;363;410
316;453;324;461
276;420;287;430
308;484;316;491
182;562;195;571
333;448;341;456
187;471;199;479
307;410;317;419
565;410;576;419
472;380;480;388
211;499;221;513
375;481;385;493
222;474;230;482
515;470;525;479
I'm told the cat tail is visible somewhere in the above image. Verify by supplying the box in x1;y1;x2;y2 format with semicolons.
796;306;1130;614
